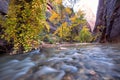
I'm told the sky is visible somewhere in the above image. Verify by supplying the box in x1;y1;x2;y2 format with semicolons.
79;0;99;15
63;0;99;15
89;0;99;13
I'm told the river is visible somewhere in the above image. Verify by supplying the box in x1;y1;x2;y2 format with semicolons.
0;43;120;80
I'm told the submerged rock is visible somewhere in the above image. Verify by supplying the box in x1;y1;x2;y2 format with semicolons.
29;50;40;56
60;64;78;73
34;66;65;80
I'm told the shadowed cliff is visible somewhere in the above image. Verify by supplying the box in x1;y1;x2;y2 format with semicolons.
94;0;120;43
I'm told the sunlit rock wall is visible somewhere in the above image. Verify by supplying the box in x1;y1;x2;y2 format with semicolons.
63;0;99;32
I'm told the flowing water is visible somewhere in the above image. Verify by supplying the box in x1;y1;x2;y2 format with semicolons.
0;43;120;80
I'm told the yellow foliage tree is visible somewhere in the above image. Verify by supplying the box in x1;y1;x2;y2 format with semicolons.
47;0;92;42
65;7;72;14
1;0;49;53
54;22;71;40
49;10;60;21
75;26;93;42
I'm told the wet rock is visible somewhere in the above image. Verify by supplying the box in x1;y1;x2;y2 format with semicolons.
48;57;73;63
0;57;36;80
12;68;32;80
67;52;84;61
63;74;74;80
102;74;114;80
0;69;15;78
85;69;96;76
64;60;82;68
60;64;78;73
29;50;40;56
34;66;65;80
0;60;19;69
14;62;35;70
58;47;68;50
93;63;112;74
76;74;89;80
0;66;35;80
63;49;77;55
109;71;120;79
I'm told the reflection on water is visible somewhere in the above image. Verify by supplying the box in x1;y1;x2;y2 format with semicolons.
0;43;120;80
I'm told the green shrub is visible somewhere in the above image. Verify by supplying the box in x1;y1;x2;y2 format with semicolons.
75;26;93;42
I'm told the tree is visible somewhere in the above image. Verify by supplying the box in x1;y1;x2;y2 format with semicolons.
47;0;89;42
1;0;49;53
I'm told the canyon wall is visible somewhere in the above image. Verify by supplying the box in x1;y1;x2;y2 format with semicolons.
0;0;9;15
95;0;120;43
0;0;12;54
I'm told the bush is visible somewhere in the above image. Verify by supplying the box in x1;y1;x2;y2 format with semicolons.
75;26;93;42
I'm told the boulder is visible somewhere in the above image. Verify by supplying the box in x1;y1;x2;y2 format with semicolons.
0;0;9;15
94;0;120;43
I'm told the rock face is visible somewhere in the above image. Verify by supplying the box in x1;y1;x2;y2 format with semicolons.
94;0;120;42
0;0;11;55
0;0;9;15
73;1;96;32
